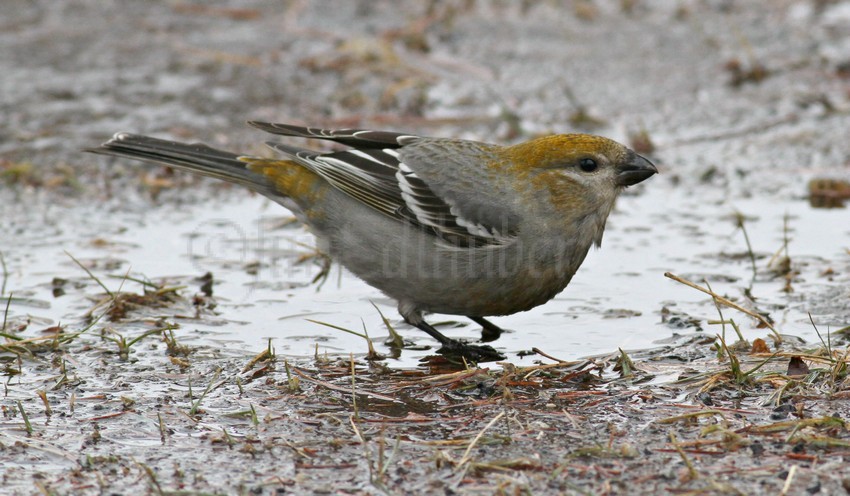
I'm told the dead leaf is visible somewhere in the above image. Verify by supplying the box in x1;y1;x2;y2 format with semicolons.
787;356;810;377
751;338;770;354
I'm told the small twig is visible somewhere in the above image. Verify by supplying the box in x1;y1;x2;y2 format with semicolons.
532;347;569;363
664;272;780;341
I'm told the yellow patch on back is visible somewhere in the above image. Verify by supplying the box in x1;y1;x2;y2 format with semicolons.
240;158;328;218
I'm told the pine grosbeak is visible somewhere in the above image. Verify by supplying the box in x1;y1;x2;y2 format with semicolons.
89;122;657;361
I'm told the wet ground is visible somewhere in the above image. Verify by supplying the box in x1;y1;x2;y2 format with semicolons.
2;1;850;494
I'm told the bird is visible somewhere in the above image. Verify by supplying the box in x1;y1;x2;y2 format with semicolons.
88;121;657;362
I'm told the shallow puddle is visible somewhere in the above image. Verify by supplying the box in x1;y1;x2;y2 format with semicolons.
3;177;847;368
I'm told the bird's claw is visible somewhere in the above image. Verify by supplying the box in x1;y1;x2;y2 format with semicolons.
437;341;505;363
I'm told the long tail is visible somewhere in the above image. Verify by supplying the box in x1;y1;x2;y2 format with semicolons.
86;132;275;195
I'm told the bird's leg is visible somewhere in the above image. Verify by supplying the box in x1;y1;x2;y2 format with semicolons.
468;316;506;342
400;307;505;362
407;319;453;346
414;320;506;362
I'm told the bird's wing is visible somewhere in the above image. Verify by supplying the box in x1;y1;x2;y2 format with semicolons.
253;122;516;248
397;138;522;244
248;121;418;149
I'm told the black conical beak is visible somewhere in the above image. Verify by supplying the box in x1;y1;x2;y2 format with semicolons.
616;153;658;187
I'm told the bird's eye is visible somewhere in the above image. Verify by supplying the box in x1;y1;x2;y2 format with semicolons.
578;158;598;173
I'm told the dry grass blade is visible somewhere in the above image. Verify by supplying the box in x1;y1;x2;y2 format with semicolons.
306;318;382;359
414;368;490;387
292;367;402;404
243;347;274;373
106;273;159;289
371;302;404;348
750;416;845;434
780;465;797;496
189;367;223;415
137;460;165;496
0;250;7;297
458;411;505;467
734;211;758;284
36;390;51;416
657;410;727;425
2;293;11;333
516;359;594;380
350;353;358;417
65;250;113;298
17;401;32;435
669;431;699;481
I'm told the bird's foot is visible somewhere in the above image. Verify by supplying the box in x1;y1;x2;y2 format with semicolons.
437;339;505;363
408;316;506;363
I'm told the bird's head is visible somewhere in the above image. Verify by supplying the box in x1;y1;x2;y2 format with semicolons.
503;134;657;214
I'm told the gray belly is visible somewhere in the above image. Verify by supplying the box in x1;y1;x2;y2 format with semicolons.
332;225;588;317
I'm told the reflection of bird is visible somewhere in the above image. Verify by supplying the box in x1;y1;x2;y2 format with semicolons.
89;122;657;361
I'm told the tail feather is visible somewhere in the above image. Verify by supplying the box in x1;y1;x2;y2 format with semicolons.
86;133;273;193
